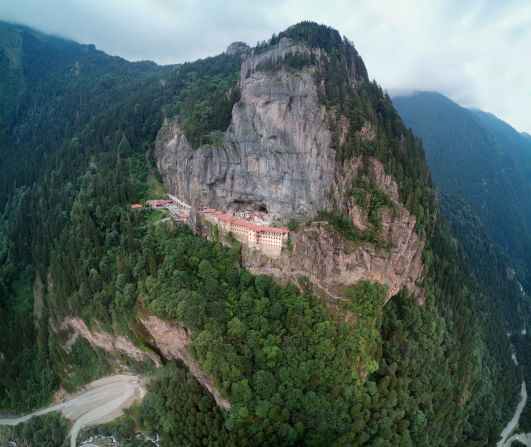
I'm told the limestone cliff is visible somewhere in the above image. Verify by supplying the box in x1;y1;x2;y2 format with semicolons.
156;38;336;222
61;317;160;365
58;315;230;409
155;37;426;301
141;315;231;410
240;158;425;303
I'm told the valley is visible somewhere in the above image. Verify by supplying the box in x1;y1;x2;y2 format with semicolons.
498;329;530;447
395;92;531;445
0;20;529;447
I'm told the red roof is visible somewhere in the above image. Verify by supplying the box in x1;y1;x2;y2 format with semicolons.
229;219;288;234
202;207;288;235
231;219;259;231
130;204;143;209
146;200;165;206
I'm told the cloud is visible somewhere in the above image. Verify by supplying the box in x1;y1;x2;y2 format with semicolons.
1;0;530;132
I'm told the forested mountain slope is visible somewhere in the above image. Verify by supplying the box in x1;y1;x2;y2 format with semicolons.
439;192;528;331
0;22;526;446
393;91;531;289
0;22;168;208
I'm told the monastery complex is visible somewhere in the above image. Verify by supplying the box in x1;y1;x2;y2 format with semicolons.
203;209;289;257
133;195;289;257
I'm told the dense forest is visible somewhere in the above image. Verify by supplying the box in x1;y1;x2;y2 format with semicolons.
439;192;528;332
0;412;69;447
0;21;528;446
394;91;531;290
512;332;531;432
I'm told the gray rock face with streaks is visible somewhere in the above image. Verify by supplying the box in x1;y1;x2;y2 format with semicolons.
195;157;426;303
225;41;249;55
155;39;335;223
155;39;426;301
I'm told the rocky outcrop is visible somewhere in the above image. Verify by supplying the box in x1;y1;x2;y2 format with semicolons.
225;41;249;56
61;317;161;366
242;216;423;303
155;39;425;302
156;38;335;223
240;158;424;302
141;315;231;410
60;315;230;410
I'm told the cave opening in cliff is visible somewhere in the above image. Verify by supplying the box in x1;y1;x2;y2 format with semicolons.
232;199;268;213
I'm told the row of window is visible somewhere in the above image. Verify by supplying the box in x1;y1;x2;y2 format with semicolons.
208;215;285;246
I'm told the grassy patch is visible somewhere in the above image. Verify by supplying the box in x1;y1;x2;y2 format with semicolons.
351;171;393;232
142;208;169;226
146;171;166;199
316;210;380;245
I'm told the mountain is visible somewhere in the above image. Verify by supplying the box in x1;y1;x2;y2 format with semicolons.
0;22;167;209
0;22;525;446
393;91;531;287
155;33;430;302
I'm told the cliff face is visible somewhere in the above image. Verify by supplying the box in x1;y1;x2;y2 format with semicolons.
141;315;231;410
61;317;160;365
156;37;426;301
156;38;336;222
59;315;230;409
198;157;424;302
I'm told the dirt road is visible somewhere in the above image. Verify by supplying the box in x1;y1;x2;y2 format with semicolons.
0;374;146;447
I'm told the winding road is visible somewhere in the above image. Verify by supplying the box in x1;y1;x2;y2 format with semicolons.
498;381;528;447
497;324;531;447
0;374;146;447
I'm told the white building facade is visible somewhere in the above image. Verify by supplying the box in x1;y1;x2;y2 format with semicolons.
203;209;288;257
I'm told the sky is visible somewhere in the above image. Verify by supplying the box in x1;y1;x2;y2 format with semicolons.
1;0;530;133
